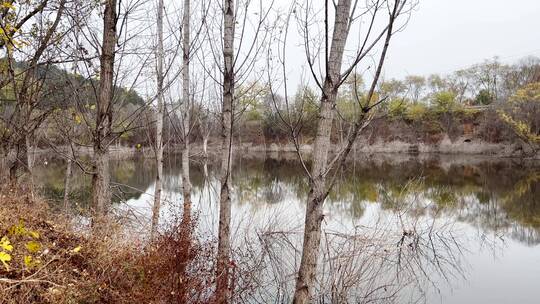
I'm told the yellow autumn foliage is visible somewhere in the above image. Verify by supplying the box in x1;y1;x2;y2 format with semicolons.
510;82;540;103
0;221;43;271
498;111;540;144
498;82;540;150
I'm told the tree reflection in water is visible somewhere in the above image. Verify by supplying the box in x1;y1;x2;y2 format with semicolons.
33;153;540;302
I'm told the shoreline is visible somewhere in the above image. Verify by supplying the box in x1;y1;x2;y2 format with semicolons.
30;137;539;161
238;136;538;158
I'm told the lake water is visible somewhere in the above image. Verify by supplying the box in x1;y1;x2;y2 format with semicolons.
34;153;540;303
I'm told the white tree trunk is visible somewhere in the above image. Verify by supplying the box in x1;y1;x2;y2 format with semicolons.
63;144;73;209
203;158;209;180
216;0;235;302
151;0;165;238
25;134;35;198
202;134;209;157
293;1;352;303
181;0;192;219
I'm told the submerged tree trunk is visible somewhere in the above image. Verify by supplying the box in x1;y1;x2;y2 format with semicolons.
293;1;352;303
92;0;117;216
151;0;165;239
216;0;235;302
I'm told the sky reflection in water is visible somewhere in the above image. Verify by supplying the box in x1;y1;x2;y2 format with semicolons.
35;153;540;303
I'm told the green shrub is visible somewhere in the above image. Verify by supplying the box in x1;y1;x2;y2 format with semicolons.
387;99;408;119
432;91;458;114
405;103;429;122
474;89;494;105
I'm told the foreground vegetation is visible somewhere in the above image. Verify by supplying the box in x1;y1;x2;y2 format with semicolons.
0;187;215;304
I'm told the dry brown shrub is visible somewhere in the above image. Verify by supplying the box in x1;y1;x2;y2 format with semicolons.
0;188;216;304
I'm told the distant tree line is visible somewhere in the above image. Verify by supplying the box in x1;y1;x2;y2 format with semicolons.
232;56;540;148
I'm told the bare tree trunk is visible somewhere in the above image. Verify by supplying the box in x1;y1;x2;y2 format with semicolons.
92;148;110;214
202;134;209;157
9;165;17;188
92;0;117;216
24;134;35;198
65;12;80;212
181;143;191;211
8;145;21;188
338;119;345;146
216;0;235;302
151;0;165;239
63;144;73;209
293;1;352;303
175;6;193;301
181;0;192;220
203;158;209;180
0;149;7;184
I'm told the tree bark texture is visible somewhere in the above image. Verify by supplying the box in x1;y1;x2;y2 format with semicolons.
181;0;193;221
216;0;235;302
293;1;352;303
151;0;165;238
92;0;117;215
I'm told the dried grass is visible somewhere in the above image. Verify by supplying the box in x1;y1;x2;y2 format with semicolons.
0;187;215;304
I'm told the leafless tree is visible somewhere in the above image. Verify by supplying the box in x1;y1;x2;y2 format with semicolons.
216;1;236;300
0;0;68;193
266;0;416;302
199;0;277;301
180;0;193;225
151;0;165;238
91;0;118;215
58;0;156;217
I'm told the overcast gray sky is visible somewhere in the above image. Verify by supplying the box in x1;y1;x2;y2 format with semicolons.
384;0;540;78
142;0;540;97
